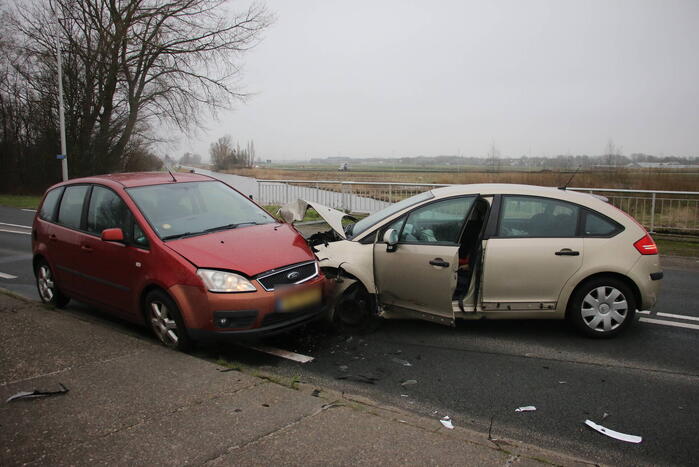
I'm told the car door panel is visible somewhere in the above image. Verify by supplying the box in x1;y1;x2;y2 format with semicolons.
480;237;583;310
374;243;459;319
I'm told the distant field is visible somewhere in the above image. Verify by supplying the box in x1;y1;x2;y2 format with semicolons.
229;167;699;192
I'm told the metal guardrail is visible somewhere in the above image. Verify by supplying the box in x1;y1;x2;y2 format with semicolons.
257;180;699;234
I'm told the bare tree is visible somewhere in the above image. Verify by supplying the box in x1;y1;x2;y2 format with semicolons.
486;142;501;172
604;139;622;168
7;0;271;180
210;135;236;170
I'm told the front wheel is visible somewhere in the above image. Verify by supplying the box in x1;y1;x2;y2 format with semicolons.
35;259;70;308
145;289;192;352
332;283;380;334
568;277;636;338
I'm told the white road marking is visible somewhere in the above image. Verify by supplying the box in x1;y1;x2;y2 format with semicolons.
245;344;314;363
636;310;651;315
0;272;18;279
656;312;699;323
0;222;31;229
0;229;31;236
640;317;699;331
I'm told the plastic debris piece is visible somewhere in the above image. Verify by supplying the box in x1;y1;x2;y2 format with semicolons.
6;383;69;403
602;412;610;421
400;394;409;397
311;389;321;397
440;416;454;429
400;379;418;387
391;357;412;367
515;406;537;412
584;420;642;443
558;381;567;384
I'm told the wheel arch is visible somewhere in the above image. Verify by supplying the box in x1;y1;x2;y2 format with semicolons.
564;272;642;317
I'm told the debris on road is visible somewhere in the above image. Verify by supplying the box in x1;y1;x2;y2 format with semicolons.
584;420;642;444
6;383;69;403
391;357;412;367
515;406;537;412
336;374;378;384
400;379;418;387
440;416;454;429
602;412;610;421
311;389;321;397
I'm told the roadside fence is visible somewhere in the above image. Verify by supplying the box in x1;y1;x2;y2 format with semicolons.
257;180;699;234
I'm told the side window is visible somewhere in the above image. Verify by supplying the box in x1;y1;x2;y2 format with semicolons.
499;196;579;238
39;187;64;222
400;197;475;244
133;222;149;248
584;211;621;237
57;185;89;230
86;186;130;235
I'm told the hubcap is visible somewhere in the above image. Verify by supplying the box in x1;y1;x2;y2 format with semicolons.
581;286;628;332
37;265;54;302
149;301;179;347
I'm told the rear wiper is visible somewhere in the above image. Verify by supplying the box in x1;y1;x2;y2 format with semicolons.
203;222;261;233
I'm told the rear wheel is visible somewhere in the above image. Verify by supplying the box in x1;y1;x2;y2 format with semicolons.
35;259;70;308
145;289;192;352
332;283;380;334
568;276;636;338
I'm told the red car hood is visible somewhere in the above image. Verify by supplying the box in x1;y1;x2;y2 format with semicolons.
165;223;315;277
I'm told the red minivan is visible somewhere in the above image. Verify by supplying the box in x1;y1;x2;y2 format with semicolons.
32;172;329;351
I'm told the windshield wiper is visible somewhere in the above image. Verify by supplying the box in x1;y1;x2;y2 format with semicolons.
203;222;262;233
162;231;202;241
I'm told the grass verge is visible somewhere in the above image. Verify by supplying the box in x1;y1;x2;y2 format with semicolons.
0;194;42;209
655;236;699;257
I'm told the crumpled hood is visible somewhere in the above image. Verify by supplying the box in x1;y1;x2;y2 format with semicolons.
279;199;354;239
165;223;315;277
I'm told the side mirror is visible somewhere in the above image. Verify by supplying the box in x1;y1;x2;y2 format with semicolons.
101;228;124;242
383;228;398;252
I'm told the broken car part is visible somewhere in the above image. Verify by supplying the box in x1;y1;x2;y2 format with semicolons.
584;419;642;444
6;383;69;403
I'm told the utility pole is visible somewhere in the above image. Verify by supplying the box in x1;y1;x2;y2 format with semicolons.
56;30;68;181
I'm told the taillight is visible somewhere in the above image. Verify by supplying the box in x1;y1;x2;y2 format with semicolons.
634;234;658;255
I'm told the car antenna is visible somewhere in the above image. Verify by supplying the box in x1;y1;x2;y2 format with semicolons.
558;166;581;191
167;166;178;182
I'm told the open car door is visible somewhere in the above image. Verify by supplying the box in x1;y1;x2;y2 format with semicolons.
373;195;479;326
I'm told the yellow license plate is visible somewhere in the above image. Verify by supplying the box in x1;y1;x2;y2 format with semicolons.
278;287;322;312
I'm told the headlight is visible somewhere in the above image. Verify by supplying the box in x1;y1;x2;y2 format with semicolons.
196;269;257;292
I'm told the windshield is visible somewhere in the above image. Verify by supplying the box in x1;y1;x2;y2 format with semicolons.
349;190;434;238
127;181;276;240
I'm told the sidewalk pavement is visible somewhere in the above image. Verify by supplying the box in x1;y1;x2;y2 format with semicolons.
0;292;594;466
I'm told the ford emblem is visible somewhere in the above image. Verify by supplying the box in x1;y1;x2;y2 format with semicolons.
287;271;300;281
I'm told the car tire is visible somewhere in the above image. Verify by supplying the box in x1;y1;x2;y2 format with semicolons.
332;283;380;334
35;259;70;308
145;289;193;352
568;276;636;338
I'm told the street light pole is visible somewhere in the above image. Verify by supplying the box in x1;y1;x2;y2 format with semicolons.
56;30;68;181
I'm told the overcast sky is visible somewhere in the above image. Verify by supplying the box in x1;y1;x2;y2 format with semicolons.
175;0;699;161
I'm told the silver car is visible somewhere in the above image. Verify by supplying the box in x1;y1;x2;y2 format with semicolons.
288;184;662;338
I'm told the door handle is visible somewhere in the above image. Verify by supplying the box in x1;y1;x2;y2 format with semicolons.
49;234;57;241
81;245;93;252
555;249;579;256
429;258;450;267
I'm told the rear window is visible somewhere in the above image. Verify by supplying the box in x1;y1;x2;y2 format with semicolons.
584;211;622;237
57;185;89;230
39;187;64;222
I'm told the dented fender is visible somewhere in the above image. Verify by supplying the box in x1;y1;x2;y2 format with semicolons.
315;239;376;294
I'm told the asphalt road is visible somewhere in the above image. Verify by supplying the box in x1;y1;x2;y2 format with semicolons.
1;206;697;466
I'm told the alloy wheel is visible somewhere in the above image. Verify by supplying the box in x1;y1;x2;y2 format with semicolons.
37;264;55;302
149;300;180;347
